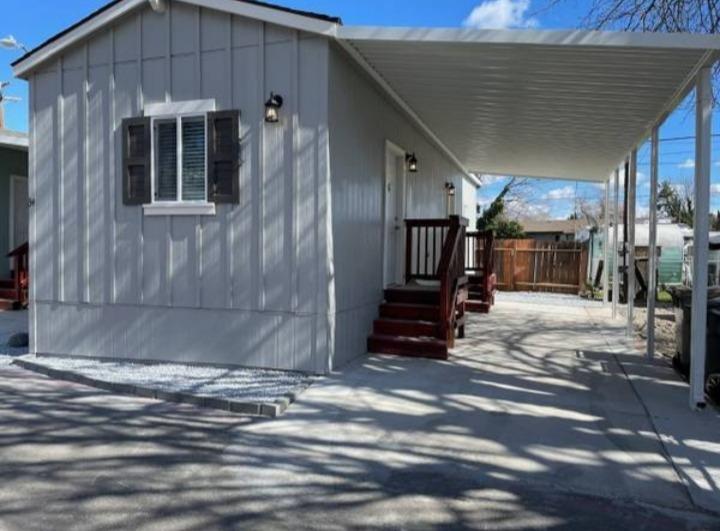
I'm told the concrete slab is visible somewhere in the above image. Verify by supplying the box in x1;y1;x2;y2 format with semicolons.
0;299;718;529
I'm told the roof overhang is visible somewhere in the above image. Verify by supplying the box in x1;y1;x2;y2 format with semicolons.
338;27;720;182
12;0;341;79
0;130;29;151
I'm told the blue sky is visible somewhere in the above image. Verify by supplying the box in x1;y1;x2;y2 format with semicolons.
1;0;719;219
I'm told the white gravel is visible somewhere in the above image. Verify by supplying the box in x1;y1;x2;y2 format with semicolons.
496;291;603;307
24;357;315;403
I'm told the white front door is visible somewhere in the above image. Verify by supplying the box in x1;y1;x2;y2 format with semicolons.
383;144;406;286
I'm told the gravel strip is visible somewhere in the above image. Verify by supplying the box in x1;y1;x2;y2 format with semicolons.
496;291;603;308
15;356;315;416
25;356;314;402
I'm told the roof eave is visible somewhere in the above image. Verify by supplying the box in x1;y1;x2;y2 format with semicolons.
13;0;341;79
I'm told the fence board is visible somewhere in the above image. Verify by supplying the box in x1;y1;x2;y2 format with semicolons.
491;239;588;294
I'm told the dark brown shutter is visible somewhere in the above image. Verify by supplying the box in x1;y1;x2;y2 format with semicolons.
207;110;240;204
121;117;151;205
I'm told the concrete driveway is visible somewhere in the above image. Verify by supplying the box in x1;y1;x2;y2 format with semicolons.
0;299;719;530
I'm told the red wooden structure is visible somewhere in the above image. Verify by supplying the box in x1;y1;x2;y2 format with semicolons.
368;216;497;359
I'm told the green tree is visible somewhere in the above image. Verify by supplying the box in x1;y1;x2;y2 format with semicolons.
476;178;525;238
658;181;694;226
494;218;526;239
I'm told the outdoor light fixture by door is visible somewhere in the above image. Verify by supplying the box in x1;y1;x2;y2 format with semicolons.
406;153;418;173
264;92;283;123
445;182;456;216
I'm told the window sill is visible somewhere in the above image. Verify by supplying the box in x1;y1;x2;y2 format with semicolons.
143;203;216;216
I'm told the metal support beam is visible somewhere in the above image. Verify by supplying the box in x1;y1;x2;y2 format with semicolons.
603;179;610;304
647;126;660;360
612;168;620;319
626;150;637;336
690;66;712;409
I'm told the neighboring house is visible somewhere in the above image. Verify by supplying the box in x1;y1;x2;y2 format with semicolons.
0;129;28;282
591;222;691;286
13;0;478;372
518;219;588;242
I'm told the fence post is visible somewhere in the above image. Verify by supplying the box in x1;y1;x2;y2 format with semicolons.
578;244;589;294
510;241;517;291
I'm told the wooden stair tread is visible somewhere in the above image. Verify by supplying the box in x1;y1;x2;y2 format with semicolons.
367;333;448;360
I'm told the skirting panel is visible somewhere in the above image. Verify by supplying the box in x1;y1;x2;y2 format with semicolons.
34;302;330;373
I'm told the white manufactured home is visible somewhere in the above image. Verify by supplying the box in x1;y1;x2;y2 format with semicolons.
13;0;720;401
13;0;479;373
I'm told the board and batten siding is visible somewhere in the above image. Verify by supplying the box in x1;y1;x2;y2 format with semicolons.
29;2;332;373
327;44;470;367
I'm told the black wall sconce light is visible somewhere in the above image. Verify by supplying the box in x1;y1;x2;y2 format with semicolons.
406;152;418;173
445;182;456;196
264;92;283;123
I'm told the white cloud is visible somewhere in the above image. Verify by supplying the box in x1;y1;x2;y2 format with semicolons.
677;158;695;169
463;0;538;30
711;184;720;195
479;174;511;185
505;197;551;219
542;185;575;200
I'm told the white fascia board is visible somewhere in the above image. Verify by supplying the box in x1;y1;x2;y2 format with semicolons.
13;0;147;79
181;0;339;36
0;131;29;150
14;0;340;79
339;26;720;51
335;39;477;185
464;173;481;188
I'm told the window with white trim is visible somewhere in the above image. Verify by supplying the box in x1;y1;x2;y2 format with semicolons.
152;114;207;203
121;101;240;212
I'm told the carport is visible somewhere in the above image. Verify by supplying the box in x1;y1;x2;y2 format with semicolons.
336;26;720;409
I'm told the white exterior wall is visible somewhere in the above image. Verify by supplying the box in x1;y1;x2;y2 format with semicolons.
327;44;471;368
461;177;478;227
29;3;332;373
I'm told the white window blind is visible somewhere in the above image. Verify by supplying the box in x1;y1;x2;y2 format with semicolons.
155;119;178;201
182;117;206;201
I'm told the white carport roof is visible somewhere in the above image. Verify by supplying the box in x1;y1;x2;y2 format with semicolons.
338;27;720;182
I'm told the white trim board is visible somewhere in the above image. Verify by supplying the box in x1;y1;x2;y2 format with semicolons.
144;99;216;117
13;0;341;78
0;131;29;150
338;26;720;50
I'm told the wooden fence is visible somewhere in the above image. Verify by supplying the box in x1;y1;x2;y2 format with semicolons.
493;239;589;294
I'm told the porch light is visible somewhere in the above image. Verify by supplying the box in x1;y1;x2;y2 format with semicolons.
264;92;283;123
406;153;418;173
445;182;456;196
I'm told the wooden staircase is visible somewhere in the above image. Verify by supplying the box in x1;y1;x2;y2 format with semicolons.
1;242;29;311
367;216;469;360
0;279;16;311
465;230;497;314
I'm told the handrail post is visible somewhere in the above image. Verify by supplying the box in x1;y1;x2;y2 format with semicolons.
404;221;412;282
14;254;21;304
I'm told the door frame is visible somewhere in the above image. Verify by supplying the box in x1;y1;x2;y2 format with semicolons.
383;140;408;287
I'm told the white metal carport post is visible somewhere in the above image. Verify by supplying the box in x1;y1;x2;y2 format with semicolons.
647;126;660;360
603;180;610;304
612;168;620;319
690;66;713;409
626;150;638;336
